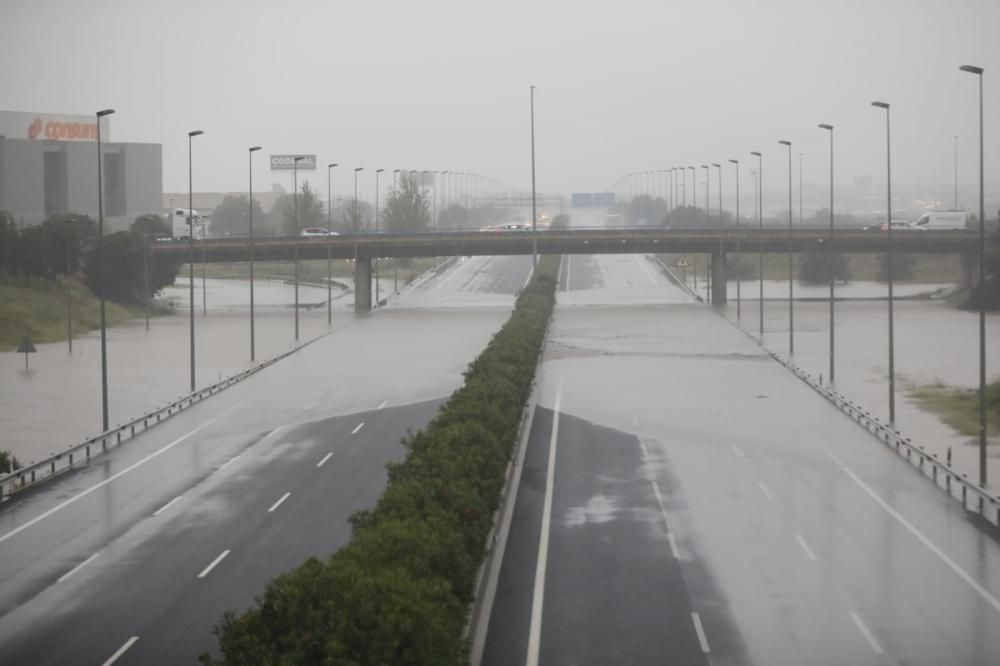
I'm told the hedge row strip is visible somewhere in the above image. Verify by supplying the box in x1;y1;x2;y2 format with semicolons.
203;254;560;666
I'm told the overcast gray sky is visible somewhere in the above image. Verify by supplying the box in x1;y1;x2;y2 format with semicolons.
2;0;998;210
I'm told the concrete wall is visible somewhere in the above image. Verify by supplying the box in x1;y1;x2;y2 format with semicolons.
0;138;45;222
0;138;161;231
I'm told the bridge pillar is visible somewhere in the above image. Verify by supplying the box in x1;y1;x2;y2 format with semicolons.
711;250;727;305
959;251;979;290
354;257;372;312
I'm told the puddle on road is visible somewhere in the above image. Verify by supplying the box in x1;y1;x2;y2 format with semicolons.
565;494;620;527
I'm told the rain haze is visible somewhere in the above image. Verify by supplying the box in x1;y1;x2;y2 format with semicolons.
2;0;998;212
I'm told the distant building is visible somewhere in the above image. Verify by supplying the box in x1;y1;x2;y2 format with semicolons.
0;110;162;231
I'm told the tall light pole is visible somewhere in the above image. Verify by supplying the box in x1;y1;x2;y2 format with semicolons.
249;146;261;361
779;140;794;355
293;155;305;342
65;217;76;353
872;101;895;425
729;160;741;321
530;84;538;269
374;168;384;305
95;109;115;431
819;125;835;384
187;129;202;394
960;64;987;486
327;162;338;327
751;151;763;340
353;167;364;231
954;135;959;210
713;162;723;305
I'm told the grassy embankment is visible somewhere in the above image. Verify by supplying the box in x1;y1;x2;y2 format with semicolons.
0;281;145;352
909;381;1000;438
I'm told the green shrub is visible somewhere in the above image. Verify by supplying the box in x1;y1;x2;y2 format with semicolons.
204;255;560;665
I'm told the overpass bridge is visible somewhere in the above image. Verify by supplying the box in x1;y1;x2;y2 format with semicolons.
150;227;986;310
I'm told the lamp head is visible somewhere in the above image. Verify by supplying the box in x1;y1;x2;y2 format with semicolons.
818;123;833;130
751;151;761;157
959;65;983;75
97;108;115;118
188;129;203;137
355;167;364;172
728;159;739;165
328;162;338;168
712;163;721;168
249;146;262;152
778;140;791;146
293;156;305;163
871;101;889;109
376;168;384;173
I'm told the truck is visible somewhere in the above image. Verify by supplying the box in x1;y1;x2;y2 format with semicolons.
170;208;204;240
911;211;967;231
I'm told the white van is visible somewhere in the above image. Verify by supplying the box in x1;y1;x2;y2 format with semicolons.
911;211;967;231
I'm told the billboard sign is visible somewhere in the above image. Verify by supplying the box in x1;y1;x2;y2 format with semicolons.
270;154;317;171
0;110;110;142
572;192;616;208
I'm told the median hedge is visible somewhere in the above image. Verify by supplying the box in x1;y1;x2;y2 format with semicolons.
202;255;559;666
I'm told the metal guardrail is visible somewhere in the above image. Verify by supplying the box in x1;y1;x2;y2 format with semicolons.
769;351;1000;527
0;338;323;502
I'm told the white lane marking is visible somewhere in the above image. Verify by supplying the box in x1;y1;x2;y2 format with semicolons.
153;496;183;517
564;254;572;292
268;492;291;513
58;552;99;583
667;532;680;559
0;416;223;545
378;400;388;409
795;534;818;561
758;481;775;501
522;262;536;290
635;254;660;286
691;612;711;653
316;452;333;468
102;636;139;666
829;452;1000;614
197;549;230;579
219;454;241;471
303;402;315;411
351;422;365;435
731;445;746;459
526;385;561;666
850;611;883;655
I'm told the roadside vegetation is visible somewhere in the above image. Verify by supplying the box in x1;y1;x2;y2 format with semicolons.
909;380;1000;438
202;254;560;665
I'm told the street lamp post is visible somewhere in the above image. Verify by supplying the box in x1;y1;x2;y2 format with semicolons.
293;155;306;341
65;217;75;353
713;162;723;306
354;167;364;232
751;151;763;340
819;125;835;383
872;101;895;425
530;84;538;269
96;109;115;431
729;160;741;321
187;129;202;394
327;162;338;327
959;64;987;486
249;146;261;361
375;168;384;306
779;140;794;355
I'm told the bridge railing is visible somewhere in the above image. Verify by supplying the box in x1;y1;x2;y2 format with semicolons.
0;342;311;502
772;351;1000;527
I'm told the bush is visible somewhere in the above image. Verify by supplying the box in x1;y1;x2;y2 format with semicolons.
204;255;560;665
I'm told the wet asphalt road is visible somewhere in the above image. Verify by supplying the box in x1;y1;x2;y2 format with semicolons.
0;254;528;664
482;252;1000;665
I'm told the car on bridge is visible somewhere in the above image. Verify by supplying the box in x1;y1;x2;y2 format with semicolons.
300;227;338;237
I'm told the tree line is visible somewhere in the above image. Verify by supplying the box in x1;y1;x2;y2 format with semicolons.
0;211;182;304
